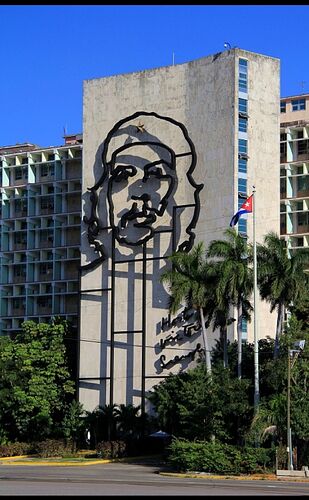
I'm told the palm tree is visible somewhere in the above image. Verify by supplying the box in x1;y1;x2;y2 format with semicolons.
257;231;309;358
205;261;235;369
207;228;253;379
115;404;141;439
160;242;215;374
98;403;118;441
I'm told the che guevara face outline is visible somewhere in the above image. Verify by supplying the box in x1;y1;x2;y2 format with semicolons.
107;141;176;246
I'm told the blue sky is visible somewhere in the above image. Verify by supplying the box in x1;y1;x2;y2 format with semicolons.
1;4;309;147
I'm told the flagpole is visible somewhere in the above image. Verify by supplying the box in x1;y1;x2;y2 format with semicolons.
252;185;260;417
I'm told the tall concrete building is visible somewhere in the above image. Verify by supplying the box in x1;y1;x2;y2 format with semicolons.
0;135;82;336
280;94;309;254
79;48;280;412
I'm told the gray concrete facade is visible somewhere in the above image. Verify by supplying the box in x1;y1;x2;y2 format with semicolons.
79;48;280;412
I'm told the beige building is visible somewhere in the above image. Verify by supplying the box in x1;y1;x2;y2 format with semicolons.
79;48;280;412
280;94;309;254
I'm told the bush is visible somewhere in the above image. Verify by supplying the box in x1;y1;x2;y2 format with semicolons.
0;442;34;457
166;438;275;474
35;439;73;458
96;440;127;459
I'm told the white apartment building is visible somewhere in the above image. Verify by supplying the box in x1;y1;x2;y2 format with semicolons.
0;135;82;336
280;94;309;254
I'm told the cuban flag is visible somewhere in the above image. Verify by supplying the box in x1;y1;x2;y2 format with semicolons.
230;195;253;227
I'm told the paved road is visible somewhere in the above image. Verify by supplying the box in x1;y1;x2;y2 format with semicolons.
0;460;308;496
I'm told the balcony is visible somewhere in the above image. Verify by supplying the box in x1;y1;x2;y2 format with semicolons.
297;225;309;234
12;307;26;316
296;189;309;198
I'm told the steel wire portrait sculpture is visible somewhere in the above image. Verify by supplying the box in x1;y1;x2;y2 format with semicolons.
82;111;204;269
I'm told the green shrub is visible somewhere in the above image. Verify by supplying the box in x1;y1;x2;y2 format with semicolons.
166;438;275;474
96;440;127;459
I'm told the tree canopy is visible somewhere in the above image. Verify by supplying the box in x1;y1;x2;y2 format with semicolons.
0;319;75;442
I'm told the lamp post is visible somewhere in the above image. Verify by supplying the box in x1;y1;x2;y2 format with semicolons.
287;340;306;471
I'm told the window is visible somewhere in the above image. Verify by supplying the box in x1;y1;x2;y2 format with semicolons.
239;58;248;69
241;317;247;332
297;130;304;139
40;164;54;177
280;142;287;161
280;214;286;234
13;265;26;278
297;237;304;247
297;212;309;226
239;98;247;114
280;102;286;113
238;158;247;174
37;296;52;308
40;196;54;210
13;298;25;310
15;199;27;214
297;166;303;175
239;60;248;92
280;133;287;141
238;139;247;154
14;167;28;181
14;232;27;245
238;177;247;195
292;99;306;111
297;176;309;192
297;140;309;156
297;201;303;211
239;218;247;235
41;165;48;177
280;178;286;195
40;229;53;244
239;117;247;133
39;262;53;275
15;168;22;180
241;317;248;340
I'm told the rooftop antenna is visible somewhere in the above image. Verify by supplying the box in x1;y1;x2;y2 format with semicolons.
299;81;306;93
224;42;231;50
172;52;175;65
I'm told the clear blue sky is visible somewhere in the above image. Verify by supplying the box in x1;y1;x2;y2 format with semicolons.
1;4;309;148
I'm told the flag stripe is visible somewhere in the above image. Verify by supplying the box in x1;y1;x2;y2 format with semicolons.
230;195;253;227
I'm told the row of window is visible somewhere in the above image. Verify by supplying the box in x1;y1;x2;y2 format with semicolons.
10;164;55;182
281;98;306;113
237;59;249;335
239;58;247;93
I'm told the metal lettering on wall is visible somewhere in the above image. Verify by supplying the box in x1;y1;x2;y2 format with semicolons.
81;111;204;410
159;308;203;369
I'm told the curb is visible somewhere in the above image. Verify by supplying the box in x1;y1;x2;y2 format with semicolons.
159;471;309;482
0;459;111;467
0;454;162;467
